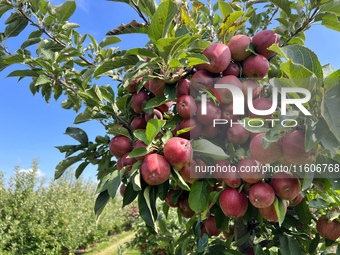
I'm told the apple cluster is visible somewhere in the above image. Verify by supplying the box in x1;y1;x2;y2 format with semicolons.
109;29;331;242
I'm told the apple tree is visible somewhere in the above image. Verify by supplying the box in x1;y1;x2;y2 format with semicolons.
1;0;340;254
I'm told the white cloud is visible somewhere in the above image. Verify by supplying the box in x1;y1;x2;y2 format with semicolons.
19;168;46;177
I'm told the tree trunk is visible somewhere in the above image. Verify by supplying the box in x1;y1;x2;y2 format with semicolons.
234;218;255;253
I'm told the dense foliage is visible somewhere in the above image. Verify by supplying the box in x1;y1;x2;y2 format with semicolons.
0;159;137;254
2;0;340;254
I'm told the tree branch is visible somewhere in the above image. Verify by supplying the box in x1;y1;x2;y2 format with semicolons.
129;0;149;25
265;7;280;29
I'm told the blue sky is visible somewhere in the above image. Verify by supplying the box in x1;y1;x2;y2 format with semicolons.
0;0;340;181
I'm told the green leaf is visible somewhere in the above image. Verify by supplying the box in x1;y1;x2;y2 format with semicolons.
295;198;312;224
218;1;233;18
54;155;81;179
145;118;166;143
7;69;39;78
138;190;155;228
280;59;314;79
321;84;340;141
233;231;251;246
171;168;190;191
107;124;131;138
191;139;229;161
55;1;76;22
64;127;89;144
123;182;138;207
144;96;168;109
240;118;270;133
94;56;139;77
273;197;286;226
189;180;209;213
106;20;148;36
280;45;323;78
99;36;122;48
127;48;158;59
134;129;149;145
2;55;25;65
148;0;179;42
321;131;340;157
215;206;230;232
197;234;209;252
255;245;266;255
95;190;110;220
35;74;50;86
0;5;12;19
309;233;320;254
324;69;340;90
75;161;89;179
107;171;122;198
21;38;41;49
4;17;28;38
279;235;302;255
305;118;329;152
269;0;291;16
209;245;227;254
320;0;340;15
309;198;329;208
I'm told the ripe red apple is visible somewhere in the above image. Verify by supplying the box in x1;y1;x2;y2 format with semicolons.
201;124;219;138
179;198;195;218
249;182;275;208
316;216;340;241
249;132;283;163
122;152;137;172
157;101;174;113
145;109;163;122
270;171;301;201
219;188;248;218
259;198;287;222
196;101;222;126
221;103;239;123
126;77;142;92
191;70;214;91
242;80;261;99
117;158;123;170
222;225;234;239
243;54;269;79
131;91;150;114
176;78;191;98
215;75;243;104
192;156;209;180
149;78;166;97
200;224;208;238
119;184;126;197
141;154;171;185
176;95;197;119
202;43;231;73
242;182;252;195
164;137;193;168
131;117;147;130
282;130;319;165
222;62;240;77
228;34;252;61
278;155;295;166
165;190;179;207
249;98;274;120
227;124;250;145
109;136;131;158
252;30;280;59
237;158;265;184
180;159;197;184
204;216;221;236
133;140;154;160
212;159;228;182
177;117;202;140
289;192;303;207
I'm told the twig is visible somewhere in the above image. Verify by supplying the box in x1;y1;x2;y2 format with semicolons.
93;150;109;159
129;0;149;25
265;7;279;28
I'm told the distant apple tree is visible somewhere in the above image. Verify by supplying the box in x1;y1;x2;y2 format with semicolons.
2;0;340;254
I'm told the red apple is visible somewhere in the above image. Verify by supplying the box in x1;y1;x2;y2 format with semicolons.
176;95;197;119
242;80;261;99
215;75;243;104
122;152;137;172
249;182;275;208
259;198;287;222
131;91;150;114
222;62;240;77
222;225;234;239
165;190;179;207
126;77;142;92
249;132;283;163
157;101;174;113
177;117;202;140
191;70;214;91
179;198;195;218
149;78;166;97
176;78;191;98
119;184;126;197
202;43;231;73
227;124;250;145
204;216;221;236
316;216;340;241
141;154;171;185
196;101;222;126
145;109;163;122
164;137;193;168
221;103;239;124
131;117;147;130
282;130;319;165
228;34;252;61
201;124;219;138
109;136;131;158
242;182;252;195
180;159;197;184
243;54;269;79
289;192;303;207
252;30;280;59
270;171;301;201
237;158;265;184
117;158;123;170
133;140;154;160
249;98;274;120
220;188;248;218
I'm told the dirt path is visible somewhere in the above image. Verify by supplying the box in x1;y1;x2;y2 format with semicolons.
95;232;136;255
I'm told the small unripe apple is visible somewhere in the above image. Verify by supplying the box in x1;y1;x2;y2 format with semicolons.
141;154;170;185
109;136;131;158
202;43;231;73
243;54;269;79
220;188;248;218
249;182;275;208
228;34;252;61
215;75;243;104
176;95;197;119
252;30;280;59
131;91;150;114
270;171;301;201
164;137;193;168
222;62;240;77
